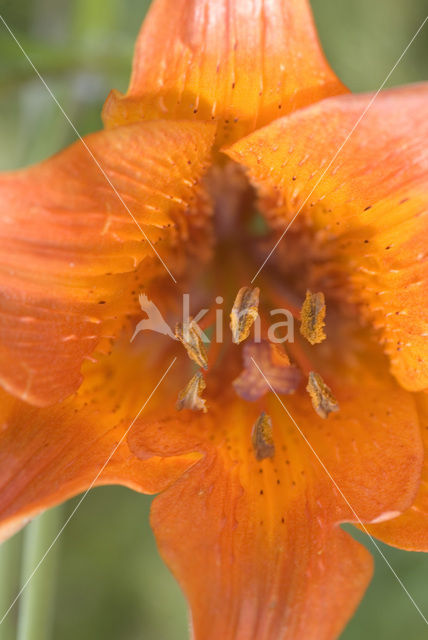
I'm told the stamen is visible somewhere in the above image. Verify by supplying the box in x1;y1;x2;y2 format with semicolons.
176;371;207;413
306;371;339;419
230;286;260;344
175;319;209;369
300;290;326;345
252;412;275;461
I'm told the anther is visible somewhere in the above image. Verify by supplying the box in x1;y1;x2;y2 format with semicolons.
230;286;260;344
252;411;275;460
175;319;208;369
306;371;339;418
176;371;207;413
300;290;326;345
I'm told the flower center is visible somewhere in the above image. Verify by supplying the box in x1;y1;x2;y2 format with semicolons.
172;162;336;407
132;160;341;433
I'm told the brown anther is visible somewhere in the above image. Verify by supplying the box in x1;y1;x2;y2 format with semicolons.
306;371;339;419
230;286;260;344
300;290;326;345
175;319;208;369
252;412;275;461
176;371;207;413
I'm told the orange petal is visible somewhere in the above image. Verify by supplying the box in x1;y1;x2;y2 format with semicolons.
0;327;421;634
0;339;200;542
102;0;347;145
226;85;428;391
127;338;422;638
130;406;372;640
365;392;428;551
266;338;423;524
0;120;215;406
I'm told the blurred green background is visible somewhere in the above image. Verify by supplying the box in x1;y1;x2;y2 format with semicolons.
0;0;427;638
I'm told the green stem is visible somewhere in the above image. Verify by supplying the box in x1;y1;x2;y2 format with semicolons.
0;532;22;640
17;506;64;640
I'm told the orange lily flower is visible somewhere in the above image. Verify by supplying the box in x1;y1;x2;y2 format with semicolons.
1;1;427;638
